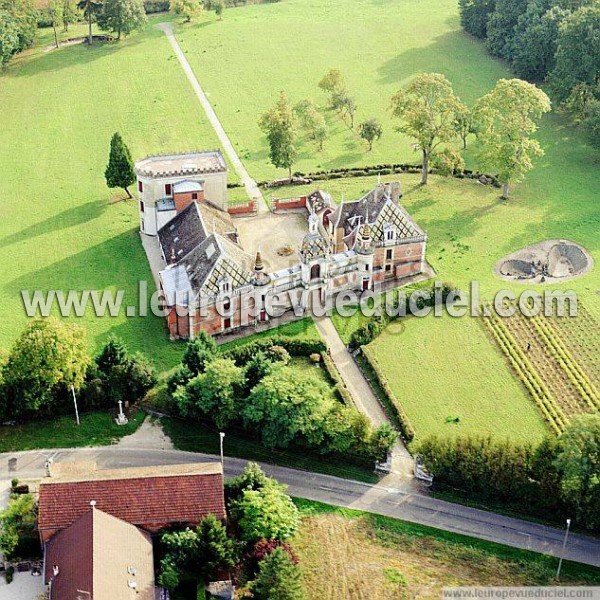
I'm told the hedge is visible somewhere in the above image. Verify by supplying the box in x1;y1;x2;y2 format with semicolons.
223;336;326;365
361;345;415;442
321;351;354;407
259;164;501;189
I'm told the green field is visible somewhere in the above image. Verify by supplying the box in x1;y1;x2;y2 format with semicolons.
1;0;598;409
0;16;228;371
367;313;548;442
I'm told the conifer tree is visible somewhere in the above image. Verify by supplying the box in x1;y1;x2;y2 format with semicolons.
105;132;135;198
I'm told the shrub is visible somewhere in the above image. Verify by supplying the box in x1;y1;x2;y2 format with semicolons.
144;0;170;13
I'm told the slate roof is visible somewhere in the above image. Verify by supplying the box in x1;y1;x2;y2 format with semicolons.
331;183;425;246
300;232;329;261
45;508;155;600
161;233;253;305
158;202;206;262
332;185;391;237
38;463;226;542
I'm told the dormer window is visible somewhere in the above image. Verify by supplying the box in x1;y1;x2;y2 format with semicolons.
219;278;231;294
384;224;396;242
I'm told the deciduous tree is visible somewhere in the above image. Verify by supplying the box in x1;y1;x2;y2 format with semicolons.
97;0;147;39
390;73;465;185
170;0;203;22
77;0;103;45
358;118;383;150
230;480;299;543
458;0;496;39
244;366;333;448
105;132;136;198
551;5;600;103
1;318;89;418
294;99;328;149
473;78;551;199
259;92;298;180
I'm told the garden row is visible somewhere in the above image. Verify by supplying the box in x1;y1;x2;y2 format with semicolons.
550;303;600;389
531;314;599;412
483;312;567;434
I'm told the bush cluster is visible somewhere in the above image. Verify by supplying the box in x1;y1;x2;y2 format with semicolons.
260;164;500;189
417;414;600;531
167;333;396;462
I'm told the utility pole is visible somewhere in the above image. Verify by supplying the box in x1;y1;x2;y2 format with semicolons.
71;385;80;426
556;518;571;579
219;432;225;467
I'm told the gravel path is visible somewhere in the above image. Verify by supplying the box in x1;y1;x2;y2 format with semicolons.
157;22;267;213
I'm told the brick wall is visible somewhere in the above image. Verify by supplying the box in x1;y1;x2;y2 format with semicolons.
228;200;257;216
174;190;205;213
272;196;307;211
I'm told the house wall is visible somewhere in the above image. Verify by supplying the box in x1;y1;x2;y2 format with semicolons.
137;171;227;235
174;189;205;213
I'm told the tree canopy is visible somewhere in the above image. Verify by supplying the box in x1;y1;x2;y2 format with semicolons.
390;73;466;184
259;92;298;179
473;78;551;198
97;0;147;39
250;547;307;600
1;318;89;418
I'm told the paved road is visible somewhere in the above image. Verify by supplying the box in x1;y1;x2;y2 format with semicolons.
158;22;267;213
313;316;414;477
3;446;598;568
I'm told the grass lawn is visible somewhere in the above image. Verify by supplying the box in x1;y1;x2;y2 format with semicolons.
0;410;144;452
366;313;548;442
217;317;321;351
0;16;234;372
293;499;600;598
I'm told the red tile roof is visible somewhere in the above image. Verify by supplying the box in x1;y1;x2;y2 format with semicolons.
38;463;226;543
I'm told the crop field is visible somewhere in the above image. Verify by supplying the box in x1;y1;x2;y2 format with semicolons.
483;305;599;435
293;501;600;597
549;303;600;390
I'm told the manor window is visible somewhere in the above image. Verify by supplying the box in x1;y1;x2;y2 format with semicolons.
165;183;172;196
138;180;143;193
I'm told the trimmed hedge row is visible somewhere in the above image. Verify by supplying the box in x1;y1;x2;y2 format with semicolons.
321;351;354;407
361;345;415;442
223;336;327;365
258;164;501;189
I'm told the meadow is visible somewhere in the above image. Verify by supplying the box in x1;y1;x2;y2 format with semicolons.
293;500;600;598
0;16;235;371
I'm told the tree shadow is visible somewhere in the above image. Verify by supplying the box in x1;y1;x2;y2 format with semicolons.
10;31;150;78
0;201;107;250
376;30;507;101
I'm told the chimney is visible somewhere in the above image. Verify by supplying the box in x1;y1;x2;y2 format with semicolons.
384;181;402;203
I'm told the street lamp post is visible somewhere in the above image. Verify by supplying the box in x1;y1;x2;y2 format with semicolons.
71;385;80;426
556;518;572;580
219;432;225;467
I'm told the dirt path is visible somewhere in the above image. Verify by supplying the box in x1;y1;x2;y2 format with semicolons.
157;22;267;213
117;416;174;450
